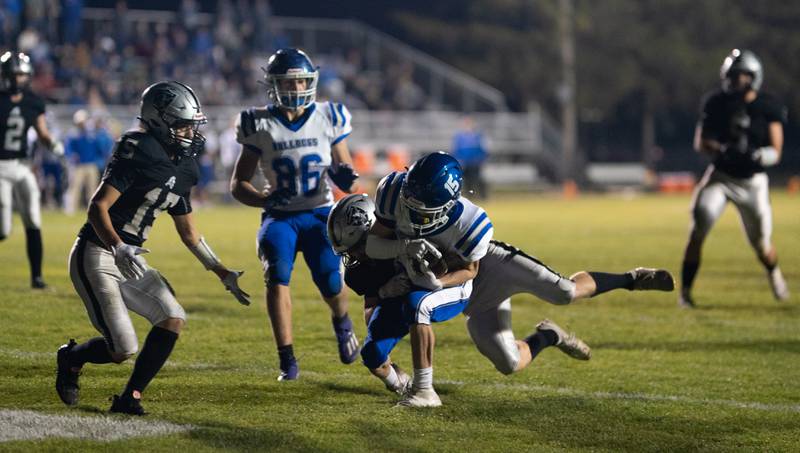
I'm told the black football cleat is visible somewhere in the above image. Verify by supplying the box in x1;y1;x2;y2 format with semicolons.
56;339;80;406
110;394;147;416
628;268;675;292
32;277;48;289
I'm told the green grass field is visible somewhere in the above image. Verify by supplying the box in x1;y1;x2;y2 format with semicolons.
1;192;799;452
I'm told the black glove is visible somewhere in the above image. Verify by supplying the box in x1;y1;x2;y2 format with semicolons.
327;163;359;191
264;187;295;211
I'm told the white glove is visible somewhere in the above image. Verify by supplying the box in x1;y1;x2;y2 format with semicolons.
752;146;780;167
404;259;443;291
403;239;441;262
111;243;149;280
51;140;64;156
378;273;412;299
221;270;251;306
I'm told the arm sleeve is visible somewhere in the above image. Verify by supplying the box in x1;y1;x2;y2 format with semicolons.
374;171;404;226
764;97;788;124
328;102;353;145
454;209;494;262
168;194;193;216
699;95;723;141
101;139;139;193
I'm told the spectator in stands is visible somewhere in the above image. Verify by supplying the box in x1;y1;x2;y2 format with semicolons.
64;109;100;214
451;115;489;199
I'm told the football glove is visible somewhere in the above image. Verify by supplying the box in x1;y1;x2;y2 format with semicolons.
406;262;443;291
263;187;295;211
327;163;359;191
378;273;412;299
403;238;441;263
50;140;65;156
751;146;780;167
111;243;149;280
221;270;251;306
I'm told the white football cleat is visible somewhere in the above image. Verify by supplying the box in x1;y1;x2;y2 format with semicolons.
396;386;442;408
768;268;790;301
535;319;591;360
387;363;412;395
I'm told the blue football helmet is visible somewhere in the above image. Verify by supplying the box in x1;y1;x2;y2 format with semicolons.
263;48;318;110
400;152;463;237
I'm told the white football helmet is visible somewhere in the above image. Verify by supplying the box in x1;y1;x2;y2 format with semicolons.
327;193;376;267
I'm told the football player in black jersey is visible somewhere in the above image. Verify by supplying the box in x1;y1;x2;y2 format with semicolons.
0;51;64;289
679;49;789;308
55;81;251;415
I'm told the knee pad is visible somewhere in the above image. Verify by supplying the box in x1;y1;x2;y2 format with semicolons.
112;337;138;361
360;341;390;370
494;357;518;376
551;278;577;305
313;269;343;298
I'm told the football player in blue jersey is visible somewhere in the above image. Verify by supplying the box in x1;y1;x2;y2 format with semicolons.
230;48;360;381
56;81;250;415
328;191;674;407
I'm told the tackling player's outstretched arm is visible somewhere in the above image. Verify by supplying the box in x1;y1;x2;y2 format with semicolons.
230;148;268;208
437;260;479;288
172;213;251;306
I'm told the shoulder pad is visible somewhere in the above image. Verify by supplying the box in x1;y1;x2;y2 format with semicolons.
115;131;165;162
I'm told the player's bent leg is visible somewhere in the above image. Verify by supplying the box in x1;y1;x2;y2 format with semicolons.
736;177;789;301
114;269;186;413
258;215;300;380
529;319;591;360
362;302;410;393
303;214;361;364
16;168;45;287
465;300;522;375
0;175;13;240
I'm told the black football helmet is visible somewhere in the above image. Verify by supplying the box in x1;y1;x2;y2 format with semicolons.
138;81;207;157
0;51;33;95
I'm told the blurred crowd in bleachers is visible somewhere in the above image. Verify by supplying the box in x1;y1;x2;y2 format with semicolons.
1;0;428;110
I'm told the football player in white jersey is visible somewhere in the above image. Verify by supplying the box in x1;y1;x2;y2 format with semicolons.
231;48;360;381
363;152;493;407
327;192;675;407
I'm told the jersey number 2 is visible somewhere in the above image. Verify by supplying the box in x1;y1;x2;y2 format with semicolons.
272;155;322;196
4;116;25;152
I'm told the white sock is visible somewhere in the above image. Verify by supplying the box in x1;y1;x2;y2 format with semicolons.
381;365;400;390
412;367;433;390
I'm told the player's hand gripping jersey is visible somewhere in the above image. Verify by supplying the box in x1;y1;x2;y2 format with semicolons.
236;101;352;211
78;131;198;247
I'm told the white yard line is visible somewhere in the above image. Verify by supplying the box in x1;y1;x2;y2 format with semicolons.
0;409;193;442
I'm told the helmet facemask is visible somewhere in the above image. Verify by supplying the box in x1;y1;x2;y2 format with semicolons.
266;70;318;111
139;81;207;158
399;191;455;238
0;52;32;95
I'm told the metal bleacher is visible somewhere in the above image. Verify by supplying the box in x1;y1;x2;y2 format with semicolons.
57;10;562;186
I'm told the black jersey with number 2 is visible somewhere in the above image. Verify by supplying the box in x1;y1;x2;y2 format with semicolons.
699;89;787;178
79;131;199;247
0;90;45;160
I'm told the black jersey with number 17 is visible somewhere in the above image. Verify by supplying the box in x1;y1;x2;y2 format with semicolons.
0;90;46;160
78;131;199;247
